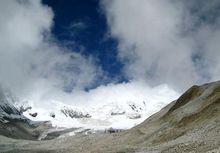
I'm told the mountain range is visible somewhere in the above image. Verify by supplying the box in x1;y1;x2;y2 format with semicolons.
0;81;219;152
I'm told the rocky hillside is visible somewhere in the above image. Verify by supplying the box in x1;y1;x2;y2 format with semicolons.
0;81;219;153
0;87;51;140
114;81;220;152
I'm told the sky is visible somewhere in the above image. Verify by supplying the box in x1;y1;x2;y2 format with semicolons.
42;0;126;86
0;0;220;107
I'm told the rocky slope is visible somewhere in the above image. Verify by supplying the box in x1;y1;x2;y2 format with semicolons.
0;87;51;140
0;81;219;152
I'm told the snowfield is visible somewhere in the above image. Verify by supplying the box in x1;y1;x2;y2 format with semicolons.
1;83;179;133
14;84;179;131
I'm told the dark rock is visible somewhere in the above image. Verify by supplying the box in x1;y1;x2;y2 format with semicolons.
61;107;91;118
29;112;38;117
111;111;125;116
106;127;123;134
50;112;55;118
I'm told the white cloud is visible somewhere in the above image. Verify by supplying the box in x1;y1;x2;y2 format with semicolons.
101;0;220;91
24;80;179;107
0;1;181;129
0;0;101;97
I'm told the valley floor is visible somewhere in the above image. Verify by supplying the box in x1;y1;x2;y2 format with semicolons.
0;123;219;153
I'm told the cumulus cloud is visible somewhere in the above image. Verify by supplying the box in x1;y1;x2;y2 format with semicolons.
0;0;180;127
0;0;102;97
101;0;220;91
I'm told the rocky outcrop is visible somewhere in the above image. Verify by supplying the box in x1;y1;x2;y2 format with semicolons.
112;81;220;152
29;112;38;117
0;86;52;140
110;111;125;115
61;106;91;118
0;87;26;123
50;112;55;118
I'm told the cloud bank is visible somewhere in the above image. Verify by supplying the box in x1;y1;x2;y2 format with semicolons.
9;0;220;115
101;0;220;91
0;1;182;129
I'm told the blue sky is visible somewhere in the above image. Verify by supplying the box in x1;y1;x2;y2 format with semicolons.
42;0;126;86
38;0;220;91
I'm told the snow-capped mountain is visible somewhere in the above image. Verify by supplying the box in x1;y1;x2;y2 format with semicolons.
0;86;54;140
0;87;27;123
0;83;180;140
19;100;149;130
0;84;179;133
